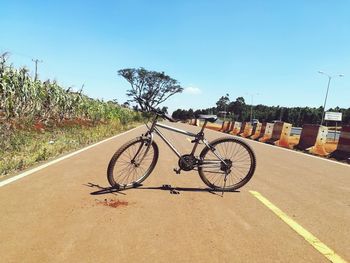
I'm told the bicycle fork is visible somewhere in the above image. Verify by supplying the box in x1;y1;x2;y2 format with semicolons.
131;134;154;166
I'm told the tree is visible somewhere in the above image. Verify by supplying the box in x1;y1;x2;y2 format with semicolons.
216;94;230;112
172;109;188;120
169;92;350;125
160;106;168;114
188;108;194;118
228;97;246;120
118;67;183;110
122;101;130;108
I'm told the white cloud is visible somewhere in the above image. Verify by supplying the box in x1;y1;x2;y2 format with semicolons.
184;86;202;95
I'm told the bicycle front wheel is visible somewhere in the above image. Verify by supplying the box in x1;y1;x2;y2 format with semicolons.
107;137;159;189
198;137;256;191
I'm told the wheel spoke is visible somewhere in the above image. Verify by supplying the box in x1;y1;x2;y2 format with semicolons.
199;138;255;190
107;139;157;188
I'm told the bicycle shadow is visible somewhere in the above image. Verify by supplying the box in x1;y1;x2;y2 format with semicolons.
84;182;239;197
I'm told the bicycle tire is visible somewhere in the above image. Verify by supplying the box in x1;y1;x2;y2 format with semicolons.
107;137;159;189
198;137;256;191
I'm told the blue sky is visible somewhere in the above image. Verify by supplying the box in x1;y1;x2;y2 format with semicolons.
1;1;349;113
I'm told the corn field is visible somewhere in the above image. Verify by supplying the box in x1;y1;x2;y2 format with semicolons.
0;57;141;126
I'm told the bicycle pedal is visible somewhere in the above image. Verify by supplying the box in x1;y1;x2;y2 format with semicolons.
173;168;181;174
170;189;180;194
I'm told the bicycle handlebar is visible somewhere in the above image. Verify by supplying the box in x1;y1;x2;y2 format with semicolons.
136;98;177;122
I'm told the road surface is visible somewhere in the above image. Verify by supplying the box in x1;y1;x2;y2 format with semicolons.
0;122;349;262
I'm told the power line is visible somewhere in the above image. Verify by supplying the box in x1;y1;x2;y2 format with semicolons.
0;46;33;60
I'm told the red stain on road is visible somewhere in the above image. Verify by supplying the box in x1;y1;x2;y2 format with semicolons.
96;199;128;208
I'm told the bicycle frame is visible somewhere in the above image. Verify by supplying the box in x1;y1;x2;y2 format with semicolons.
145;114;227;166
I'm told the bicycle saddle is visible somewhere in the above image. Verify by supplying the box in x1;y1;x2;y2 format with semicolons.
197;115;218;123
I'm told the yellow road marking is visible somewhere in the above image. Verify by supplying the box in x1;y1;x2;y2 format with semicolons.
249;191;347;263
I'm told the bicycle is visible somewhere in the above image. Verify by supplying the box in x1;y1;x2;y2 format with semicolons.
107;98;256;192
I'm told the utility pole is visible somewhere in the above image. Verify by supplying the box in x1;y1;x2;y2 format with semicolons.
225;93;229;121
250;95;253;122
279;107;284;121
32;58;43;81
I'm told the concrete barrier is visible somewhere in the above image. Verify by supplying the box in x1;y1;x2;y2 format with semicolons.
258;123;274;142
189;119;199;126
238;122;246;135
219;121;230;132
206;122;222;131
231;122;242;135
238;122;253;138
249;123;262;140
295;124;328;156
225;121;234;133
195;119;200;126
254;123;267;140
330;125;350;161
216;121;225;131
265;122;292;148
223;121;232;133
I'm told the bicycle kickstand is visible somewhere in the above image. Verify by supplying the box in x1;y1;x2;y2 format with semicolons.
222;173;228;197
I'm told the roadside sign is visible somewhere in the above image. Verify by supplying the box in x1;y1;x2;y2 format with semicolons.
325;112;342;121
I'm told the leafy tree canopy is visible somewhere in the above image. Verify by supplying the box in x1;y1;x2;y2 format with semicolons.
118;67;183;111
216;94;230;111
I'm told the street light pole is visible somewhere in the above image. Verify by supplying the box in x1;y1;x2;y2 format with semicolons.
318;71;344;125
279;107;284;121
250;94;253;122
321;75;331;125
224;105;226;122
246;93;259;122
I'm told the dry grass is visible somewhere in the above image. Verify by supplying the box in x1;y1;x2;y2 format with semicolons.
0;120;141;178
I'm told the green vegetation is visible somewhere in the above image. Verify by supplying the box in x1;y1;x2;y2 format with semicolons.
0;54;143;177
0;56;141;124
0;120;139;177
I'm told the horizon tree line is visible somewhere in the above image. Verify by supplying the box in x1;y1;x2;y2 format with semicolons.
172;95;350;126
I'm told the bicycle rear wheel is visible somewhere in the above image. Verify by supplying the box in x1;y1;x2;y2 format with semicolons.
198;137;256;191
107;137;159;189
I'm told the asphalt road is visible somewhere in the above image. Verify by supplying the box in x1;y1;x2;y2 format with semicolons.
0;122;349;263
